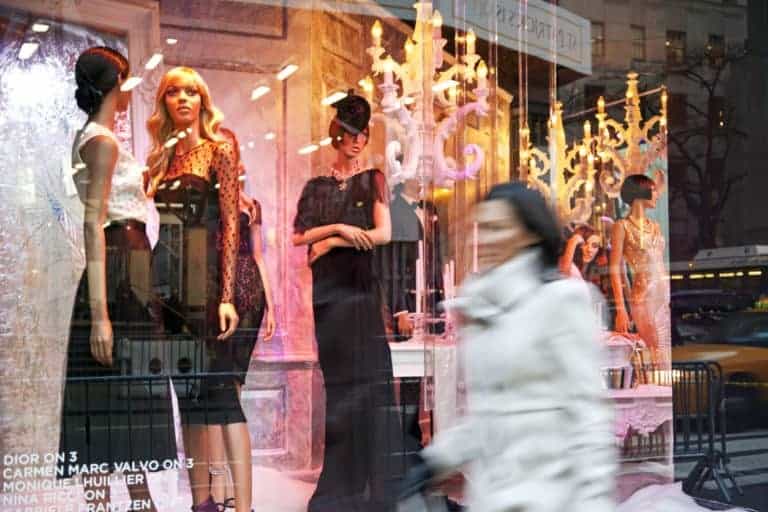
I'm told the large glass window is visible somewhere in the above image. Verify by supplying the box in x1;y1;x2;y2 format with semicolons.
631;25;646;61
666;30;687;65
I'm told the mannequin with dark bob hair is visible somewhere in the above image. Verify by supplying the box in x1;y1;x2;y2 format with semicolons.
619;174;654;205
610;173;670;365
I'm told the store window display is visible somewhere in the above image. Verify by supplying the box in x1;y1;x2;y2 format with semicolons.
292;93;403;511
59;47;175;512
144;67;248;512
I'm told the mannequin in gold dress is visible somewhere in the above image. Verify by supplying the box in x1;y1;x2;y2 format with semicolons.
610;174;670;367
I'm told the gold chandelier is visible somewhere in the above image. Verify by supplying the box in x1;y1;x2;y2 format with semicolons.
520;72;668;225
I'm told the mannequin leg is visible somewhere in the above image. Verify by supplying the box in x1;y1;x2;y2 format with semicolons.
223;422;252;512
208;424;233;504
184;424;212;506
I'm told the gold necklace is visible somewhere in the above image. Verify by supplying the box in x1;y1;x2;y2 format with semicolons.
627;215;651;250
329;163;363;191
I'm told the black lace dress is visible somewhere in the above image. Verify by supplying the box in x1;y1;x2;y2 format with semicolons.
153;139;244;425
294;169;403;512
229;206;266;384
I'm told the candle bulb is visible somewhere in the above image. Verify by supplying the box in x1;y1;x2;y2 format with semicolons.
476;59;488;89
404;37;415;66
584;120;592;138
466;29;476;56
598;96;605;114
371;20;382;47
432;10;443;39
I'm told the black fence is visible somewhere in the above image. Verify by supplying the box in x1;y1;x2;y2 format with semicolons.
60;333;422;483
672;360;742;502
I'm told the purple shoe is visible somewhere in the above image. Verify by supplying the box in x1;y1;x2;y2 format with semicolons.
191;496;222;512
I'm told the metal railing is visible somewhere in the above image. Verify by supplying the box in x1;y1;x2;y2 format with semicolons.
672;360;742;502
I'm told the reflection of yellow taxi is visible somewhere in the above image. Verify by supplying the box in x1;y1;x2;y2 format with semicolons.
672;310;768;426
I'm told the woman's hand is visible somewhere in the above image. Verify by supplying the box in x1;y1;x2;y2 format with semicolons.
263;306;276;341
336;224;374;250
397;314;414;338
218;302;239;340
309;238;334;264
568;233;585;247
615;308;630;333
90;319;114;367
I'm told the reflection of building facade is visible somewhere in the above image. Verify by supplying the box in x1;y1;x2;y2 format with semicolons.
559;0;748;259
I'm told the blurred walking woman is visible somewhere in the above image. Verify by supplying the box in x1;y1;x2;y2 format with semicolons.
419;183;616;512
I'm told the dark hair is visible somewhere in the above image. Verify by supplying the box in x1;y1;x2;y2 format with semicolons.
571;225;598;272
74;47;129;116
620;174;655;205
485;182;563;268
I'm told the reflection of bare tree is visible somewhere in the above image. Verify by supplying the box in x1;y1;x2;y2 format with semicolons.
667;49;748;251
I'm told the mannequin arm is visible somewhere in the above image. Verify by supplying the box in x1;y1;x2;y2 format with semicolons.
559;234;583;275
609;221;630;331
81;135;118;322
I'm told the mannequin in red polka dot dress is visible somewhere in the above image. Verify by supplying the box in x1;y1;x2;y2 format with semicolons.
146;67;250;512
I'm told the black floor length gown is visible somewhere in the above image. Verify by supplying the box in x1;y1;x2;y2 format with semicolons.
294;169;404;512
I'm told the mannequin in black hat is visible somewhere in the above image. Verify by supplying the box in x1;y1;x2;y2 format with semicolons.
293;93;404;511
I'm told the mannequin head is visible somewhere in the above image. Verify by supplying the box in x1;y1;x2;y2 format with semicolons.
573;225;601;267
329;93;371;160
150;67;222;137
477;183;562;272
146;67;223;194
74;47;130;117
401;178;420;198
620;174;658;209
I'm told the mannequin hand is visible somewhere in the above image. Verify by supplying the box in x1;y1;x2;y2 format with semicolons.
217;302;239;340
309;238;334;264
569;233;585;246
336;224;374;250
90;319;114;367
263;307;276;342
615;308;630;333
397;314;414;338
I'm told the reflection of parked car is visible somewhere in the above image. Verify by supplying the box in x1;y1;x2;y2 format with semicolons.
672;310;768;428
671;290;754;344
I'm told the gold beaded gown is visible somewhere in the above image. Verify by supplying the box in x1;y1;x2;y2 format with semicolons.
618;217;670;366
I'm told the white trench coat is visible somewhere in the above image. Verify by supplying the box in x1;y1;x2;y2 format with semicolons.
422;249;616;512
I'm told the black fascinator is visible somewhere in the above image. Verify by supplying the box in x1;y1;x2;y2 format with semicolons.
331;90;371;135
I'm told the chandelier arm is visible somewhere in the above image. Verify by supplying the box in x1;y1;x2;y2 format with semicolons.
434;99;488;182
